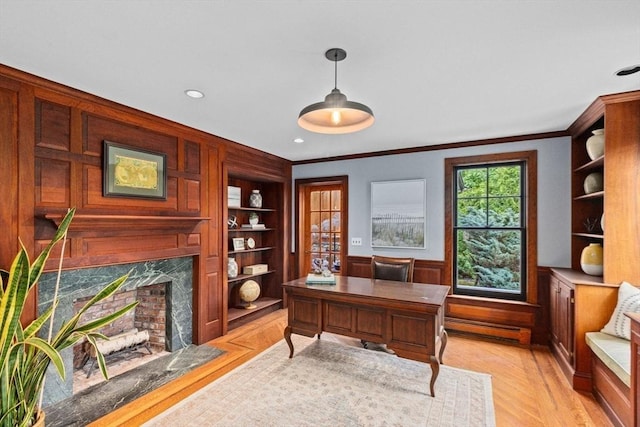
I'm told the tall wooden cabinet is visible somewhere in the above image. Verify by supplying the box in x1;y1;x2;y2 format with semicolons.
551;90;640;391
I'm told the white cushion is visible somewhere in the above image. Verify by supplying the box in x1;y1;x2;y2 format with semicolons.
586;331;631;387
601;281;640;340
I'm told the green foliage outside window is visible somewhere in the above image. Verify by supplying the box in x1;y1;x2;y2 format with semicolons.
455;164;524;294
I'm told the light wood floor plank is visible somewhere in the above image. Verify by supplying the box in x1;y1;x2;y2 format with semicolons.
90;309;614;427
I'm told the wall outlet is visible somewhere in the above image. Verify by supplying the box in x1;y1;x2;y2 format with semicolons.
351;237;362;246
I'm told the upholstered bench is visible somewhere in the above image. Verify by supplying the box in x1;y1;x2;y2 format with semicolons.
586;332;631;426
586;332;630;388
584;280;640;427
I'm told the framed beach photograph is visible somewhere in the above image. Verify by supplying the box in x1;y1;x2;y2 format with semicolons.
371;179;426;248
103;141;167;199
232;237;245;251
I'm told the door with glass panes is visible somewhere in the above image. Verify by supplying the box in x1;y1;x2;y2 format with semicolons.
301;183;345;276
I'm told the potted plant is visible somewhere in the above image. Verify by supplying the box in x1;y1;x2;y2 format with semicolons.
0;208;138;426
248;212;259;225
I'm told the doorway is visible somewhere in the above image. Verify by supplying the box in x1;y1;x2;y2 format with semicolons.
295;176;348;278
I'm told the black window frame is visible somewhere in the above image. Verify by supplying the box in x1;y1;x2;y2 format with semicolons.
452;161;527;301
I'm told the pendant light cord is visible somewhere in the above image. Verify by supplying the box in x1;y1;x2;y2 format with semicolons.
333;52;338;89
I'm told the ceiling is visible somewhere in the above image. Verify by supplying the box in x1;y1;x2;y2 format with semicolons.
1;1;639;162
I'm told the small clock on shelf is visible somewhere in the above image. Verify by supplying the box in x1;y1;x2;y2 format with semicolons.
246;237;256;249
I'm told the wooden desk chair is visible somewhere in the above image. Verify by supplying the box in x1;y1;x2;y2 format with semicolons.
362;255;415;351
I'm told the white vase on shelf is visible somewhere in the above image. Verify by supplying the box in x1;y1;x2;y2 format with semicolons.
583;172;603;194
586;129;605;160
228;258;238;279
249;213;259;225
249;190;263;208
580;243;603;276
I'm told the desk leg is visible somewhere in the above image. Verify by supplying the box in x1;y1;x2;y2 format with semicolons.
439;329;448;364
284;326;294;358
429;355;439;397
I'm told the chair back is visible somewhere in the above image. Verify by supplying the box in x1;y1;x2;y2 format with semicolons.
371;255;415;282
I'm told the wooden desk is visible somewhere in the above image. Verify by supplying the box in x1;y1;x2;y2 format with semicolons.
282;276;449;397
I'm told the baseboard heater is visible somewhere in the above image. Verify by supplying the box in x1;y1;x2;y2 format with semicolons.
445;317;531;345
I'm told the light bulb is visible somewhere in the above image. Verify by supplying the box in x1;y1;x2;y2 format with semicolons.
331;110;341;125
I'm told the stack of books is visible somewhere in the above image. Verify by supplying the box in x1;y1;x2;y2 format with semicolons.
241;224;266;229
305;273;336;285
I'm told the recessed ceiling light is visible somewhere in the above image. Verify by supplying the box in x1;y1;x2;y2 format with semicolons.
293;138;304;144
185;89;205;99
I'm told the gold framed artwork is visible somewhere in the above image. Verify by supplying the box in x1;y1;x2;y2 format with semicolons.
103;141;167;199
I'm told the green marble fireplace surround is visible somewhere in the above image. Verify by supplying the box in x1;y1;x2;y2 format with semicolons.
37;256;194;406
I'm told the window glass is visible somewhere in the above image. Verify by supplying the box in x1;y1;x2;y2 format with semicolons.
453;162;526;300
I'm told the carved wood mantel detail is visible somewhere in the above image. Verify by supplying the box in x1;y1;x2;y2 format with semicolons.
43;214;209;232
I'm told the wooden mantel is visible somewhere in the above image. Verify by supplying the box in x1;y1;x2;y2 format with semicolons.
43;214;209;232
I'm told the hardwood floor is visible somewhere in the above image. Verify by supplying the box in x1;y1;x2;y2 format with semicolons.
90;309;613;427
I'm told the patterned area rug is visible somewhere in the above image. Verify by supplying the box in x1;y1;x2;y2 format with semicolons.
146;335;495;427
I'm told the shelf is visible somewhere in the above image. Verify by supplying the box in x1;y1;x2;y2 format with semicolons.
573;233;604;239
227;297;282;323
574;155;604;173
228;206;276;212
574;191;604;201
228;270;276;284
229;247;274;255
228;228;275;232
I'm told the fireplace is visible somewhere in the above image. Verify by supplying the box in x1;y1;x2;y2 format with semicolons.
71;282;168;391
37;257;193;407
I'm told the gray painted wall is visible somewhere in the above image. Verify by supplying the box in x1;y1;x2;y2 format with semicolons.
292;136;571;268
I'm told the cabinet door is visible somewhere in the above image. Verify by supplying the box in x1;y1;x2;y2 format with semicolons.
557;280;574;364
550;276;560;344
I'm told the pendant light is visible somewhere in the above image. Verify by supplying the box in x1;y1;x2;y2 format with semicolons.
298;48;374;134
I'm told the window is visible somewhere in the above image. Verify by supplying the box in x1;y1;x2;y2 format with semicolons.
445;151;537;303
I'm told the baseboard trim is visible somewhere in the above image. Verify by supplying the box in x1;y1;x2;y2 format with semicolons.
445;317;531;345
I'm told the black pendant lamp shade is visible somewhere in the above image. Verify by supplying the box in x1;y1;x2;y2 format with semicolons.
298;48;374;134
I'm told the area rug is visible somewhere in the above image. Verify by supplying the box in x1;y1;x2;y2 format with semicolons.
45;344;224;427
145;336;495;427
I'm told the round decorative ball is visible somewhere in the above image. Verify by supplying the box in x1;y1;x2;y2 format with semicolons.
586;129;605;160
239;280;260;309
580;243;603;276
583;172;603;194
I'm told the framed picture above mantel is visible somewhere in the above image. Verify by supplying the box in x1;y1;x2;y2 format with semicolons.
103;141;167;200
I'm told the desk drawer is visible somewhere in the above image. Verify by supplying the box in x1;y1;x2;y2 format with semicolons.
322;301;385;341
288;296;321;334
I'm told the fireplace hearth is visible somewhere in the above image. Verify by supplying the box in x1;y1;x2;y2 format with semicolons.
37;257;193;407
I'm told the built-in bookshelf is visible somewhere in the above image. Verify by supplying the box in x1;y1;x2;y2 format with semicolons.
225;178;284;330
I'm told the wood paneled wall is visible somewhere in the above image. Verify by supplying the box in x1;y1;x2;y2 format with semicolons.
0;63;291;344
